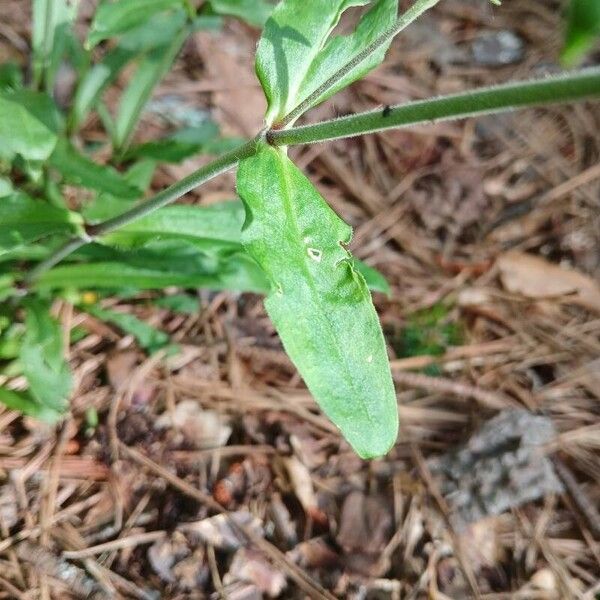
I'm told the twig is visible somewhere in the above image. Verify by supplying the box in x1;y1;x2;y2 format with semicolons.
393;370;517;410
62;531;167;559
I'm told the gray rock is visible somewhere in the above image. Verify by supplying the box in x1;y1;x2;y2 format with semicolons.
429;410;563;530
472;30;525;66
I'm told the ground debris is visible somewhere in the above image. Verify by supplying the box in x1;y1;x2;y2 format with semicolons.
179;510;263;551
223;548;287;597
429;410;564;528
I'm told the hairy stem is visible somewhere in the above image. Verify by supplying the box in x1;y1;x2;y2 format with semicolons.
26;68;600;283
277;0;441;128
270;67;600;146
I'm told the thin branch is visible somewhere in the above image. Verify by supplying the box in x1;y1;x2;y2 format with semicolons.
25;69;600;283
270;66;600;146
277;0;441;128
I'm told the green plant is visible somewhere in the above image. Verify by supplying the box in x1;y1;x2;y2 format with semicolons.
1;0;600;457
562;0;600;66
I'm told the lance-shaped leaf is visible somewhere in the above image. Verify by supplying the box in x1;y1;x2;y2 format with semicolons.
49;139;141;198
102;201;246;254
237;144;397;458
34;241;270;293
256;0;397;124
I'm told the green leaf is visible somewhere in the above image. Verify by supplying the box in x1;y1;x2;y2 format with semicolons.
0;178;14;198
208;0;274;27
256;0;397;124
71;46;136;130
32;0;78;89
0;193;80;255
351;258;390;295
0;90;61;162
562;0;600;66
124;122;221;163
154;293;200;314
237;144;397;458
102;201;245;254
0;387;63;422
82;159;156;222
72;9;190;129
99;200;389;288
87;0;186;48
85;305;170;353
114;26;190;150
19;299;72;416
0;63;23;91
49;139;141;198
35;242;270;293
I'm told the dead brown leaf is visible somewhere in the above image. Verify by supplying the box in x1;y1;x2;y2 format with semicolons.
497;251;600;313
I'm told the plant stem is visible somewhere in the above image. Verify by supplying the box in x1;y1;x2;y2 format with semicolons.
277;0;441;128
270;67;600;146
26;68;600;283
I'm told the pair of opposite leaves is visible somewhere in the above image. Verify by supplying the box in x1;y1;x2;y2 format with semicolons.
235;0;399;458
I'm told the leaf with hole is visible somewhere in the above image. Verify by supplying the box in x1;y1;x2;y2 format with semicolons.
256;0;397;124
237;144;398;458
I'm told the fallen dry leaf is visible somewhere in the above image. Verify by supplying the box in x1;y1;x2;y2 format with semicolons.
224;548;287;597
497;251;600;313
155;399;232;449
283;456;326;523
179;510;263;551
336;491;393;555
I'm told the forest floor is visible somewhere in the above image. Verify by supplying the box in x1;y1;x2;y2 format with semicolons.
1;0;599;598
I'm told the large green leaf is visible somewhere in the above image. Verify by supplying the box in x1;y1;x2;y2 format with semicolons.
256;0;397;124
102;201;245;253
19;299;72;417
237;144;397;458
49;139;141;198
87;0;186;48
0;193;80;255
562;0;600;66
208;0;273;27
0;90;61;161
